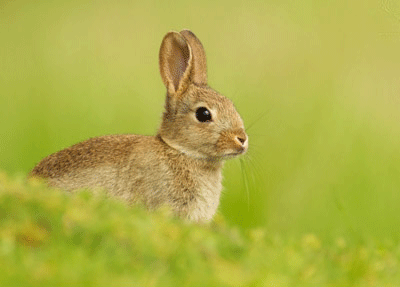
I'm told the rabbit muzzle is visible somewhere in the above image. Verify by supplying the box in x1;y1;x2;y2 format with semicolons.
217;129;248;158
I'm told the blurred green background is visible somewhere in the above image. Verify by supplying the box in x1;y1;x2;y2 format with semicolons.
1;0;400;238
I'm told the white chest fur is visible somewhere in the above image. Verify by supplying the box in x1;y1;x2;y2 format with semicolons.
188;170;223;222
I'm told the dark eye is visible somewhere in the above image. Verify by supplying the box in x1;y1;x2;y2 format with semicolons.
195;107;212;122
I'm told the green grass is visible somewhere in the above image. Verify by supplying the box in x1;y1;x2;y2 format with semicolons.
1;173;399;287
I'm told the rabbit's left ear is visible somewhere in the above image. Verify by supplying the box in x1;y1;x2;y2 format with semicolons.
180;30;207;85
159;32;193;96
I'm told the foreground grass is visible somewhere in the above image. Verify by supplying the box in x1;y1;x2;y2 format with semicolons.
0;173;399;287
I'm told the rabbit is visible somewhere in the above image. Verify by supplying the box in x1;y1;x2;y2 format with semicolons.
30;30;248;222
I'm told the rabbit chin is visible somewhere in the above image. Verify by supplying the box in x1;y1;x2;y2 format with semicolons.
162;137;244;161
161;137;219;160
221;150;246;159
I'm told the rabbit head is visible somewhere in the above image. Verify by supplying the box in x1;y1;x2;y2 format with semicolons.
158;30;248;160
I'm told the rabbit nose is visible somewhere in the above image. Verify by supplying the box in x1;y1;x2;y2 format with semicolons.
236;136;246;145
235;134;248;149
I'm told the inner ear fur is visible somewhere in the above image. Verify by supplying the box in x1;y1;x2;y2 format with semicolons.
159;32;193;95
179;30;208;85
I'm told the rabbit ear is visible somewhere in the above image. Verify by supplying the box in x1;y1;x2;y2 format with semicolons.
159;32;193;95
179;30;207;85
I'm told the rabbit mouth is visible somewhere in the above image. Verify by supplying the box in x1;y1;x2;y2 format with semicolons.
221;149;247;159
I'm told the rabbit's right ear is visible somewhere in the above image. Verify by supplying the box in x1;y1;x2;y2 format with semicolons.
159;32;193;96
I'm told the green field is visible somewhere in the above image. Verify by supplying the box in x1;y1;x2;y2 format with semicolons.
1;0;400;285
1;174;400;286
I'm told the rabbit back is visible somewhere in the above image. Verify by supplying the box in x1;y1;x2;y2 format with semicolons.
31;135;149;200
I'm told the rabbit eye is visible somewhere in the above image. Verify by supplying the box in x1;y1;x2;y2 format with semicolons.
195;107;212;122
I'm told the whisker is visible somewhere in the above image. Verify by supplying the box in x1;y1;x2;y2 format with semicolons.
246;110;271;132
246;148;265;162
247;133;270;138
244;154;265;188
239;157;250;211
246;143;263;150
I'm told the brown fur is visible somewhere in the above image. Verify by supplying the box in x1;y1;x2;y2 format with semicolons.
30;30;248;222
